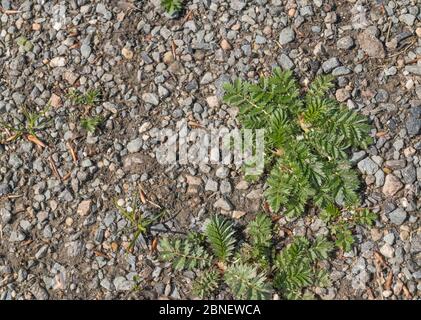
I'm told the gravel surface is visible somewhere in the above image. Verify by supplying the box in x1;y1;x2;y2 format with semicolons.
0;0;420;300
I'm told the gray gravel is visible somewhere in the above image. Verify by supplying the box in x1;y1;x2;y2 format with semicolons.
0;0;420;301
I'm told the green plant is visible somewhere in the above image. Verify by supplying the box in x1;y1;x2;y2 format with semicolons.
160;237;212;271
84;89;102;106
239;213;273;268
224;264;272;300
274;236;333;299
131;275;143;291
330;222;354;252
67;89;84;105
192;270;220;298
115;194;165;251
68;88;102;106
321;207;376;251
81;116;102;133
223;69;375;251
353;208;377;226
160;214;333;300
205;215;236;262
0;104;51;144
161;0;182;15
16;36;33;52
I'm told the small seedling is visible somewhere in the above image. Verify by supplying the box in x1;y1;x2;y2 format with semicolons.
161;0;182;15
67;89;84;105
0;104;51;146
16;36;33;52
320;207;376;251
83;89;102;106
131;275;143;291
81;116;102;133
115;194;165;251
68;88;102;106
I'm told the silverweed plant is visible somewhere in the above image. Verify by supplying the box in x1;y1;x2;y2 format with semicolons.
223;69;376;251
160;214;333;300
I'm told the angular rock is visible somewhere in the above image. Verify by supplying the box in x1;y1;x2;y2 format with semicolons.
80;43;91;58
230;0;246;10
337;36;354;50
357;30;385;58
405;65;421;76
384;160;406;170
388;208;407;225
399;14;416;26
77;200;92;216
206;96;219;108
63;70;79;85
0;183;10;196
127;138;143;153
322;57;340;73
380;243;394;259
122;153;153;173
401;165;416;184
213;198;233;211
96;3;112;19
278;53;294;70
220;180;232;194
30;284;49;300
49;93;61;108
142;93;159;106
122;47;134;60
279;27;295;45
375;170;385;187
406;107;421;136
113;276;133;291
49;57;66;67
232;211;246;219
220;39;232;51
382;174;403;197
186;175;202;185
358;157;379;175
205;179;218;192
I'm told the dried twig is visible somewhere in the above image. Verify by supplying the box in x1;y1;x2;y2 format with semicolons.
139;184;162;209
387;38;417;59
385;20;392;43
48;156;61;180
27;134;47;148
188;121;206;129
171;40;177;60
66;141;78;164
0;8;22;14
373;251;387;300
0;193;23;202
147;199;162;209
366;287;375;300
62;172;71;181
384;271;393;290
151;237;159;254
139;186;147;204
402;284;412;299
182;9;193;24
374;251;387;267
